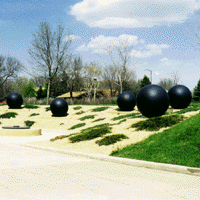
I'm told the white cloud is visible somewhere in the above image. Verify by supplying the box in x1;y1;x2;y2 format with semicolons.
76;34;169;58
64;35;80;42
130;44;170;58
69;0;200;28
76;44;89;51
160;57;169;62
76;34;138;53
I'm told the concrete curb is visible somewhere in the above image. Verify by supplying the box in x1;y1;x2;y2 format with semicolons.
20;143;200;176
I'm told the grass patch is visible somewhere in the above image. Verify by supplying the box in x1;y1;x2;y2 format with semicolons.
50;134;76;142
90;107;110;112
95;134;129;146
75;110;85;115
73;106;82;110
129;114;188;132
112;113;143;121
78;115;96;121
45;107;51;111
68;123;86;130
24;104;40;109
68;124;112;143
92;118;106;122
29;113;40;117
110;107;200;168
24;120;35;127
0;112;18;119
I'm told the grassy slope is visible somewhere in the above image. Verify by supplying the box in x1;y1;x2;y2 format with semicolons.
110;104;200;168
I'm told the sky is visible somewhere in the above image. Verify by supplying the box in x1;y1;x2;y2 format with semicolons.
1;0;200;94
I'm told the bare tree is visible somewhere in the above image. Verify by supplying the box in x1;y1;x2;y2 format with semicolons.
82;61;102;102
28;21;72;104
29;76;47;88
167;70;184;86
157;78;176;91
58;55;85;98
100;37;139;94
0;55;25;97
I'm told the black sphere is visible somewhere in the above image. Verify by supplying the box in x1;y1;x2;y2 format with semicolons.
117;91;136;111
6;92;23;109
136;84;169;118
50;98;68;116
168;85;192;109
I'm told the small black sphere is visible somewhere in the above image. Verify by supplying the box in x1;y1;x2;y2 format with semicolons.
50;98;68;116
117;91;136;111
136;84;169;118
6;93;23;109
168;85;192;109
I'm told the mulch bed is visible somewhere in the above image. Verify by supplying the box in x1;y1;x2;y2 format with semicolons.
0;101;7;105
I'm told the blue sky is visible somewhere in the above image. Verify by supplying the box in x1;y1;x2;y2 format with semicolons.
1;0;200;93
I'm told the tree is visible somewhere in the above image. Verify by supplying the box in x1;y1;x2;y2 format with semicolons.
28;21;72;104
100;36;139;94
10;77;29;95
192;79;200;102
36;86;46;100
157;78;175;91
59;55;85;98
82;61;102;101
0;55;25;97
22;80;37;99
101;65;119;97
139;75;151;89
29;75;47;88
167;70;184;86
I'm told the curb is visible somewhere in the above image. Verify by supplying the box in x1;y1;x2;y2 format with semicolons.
20;143;200;176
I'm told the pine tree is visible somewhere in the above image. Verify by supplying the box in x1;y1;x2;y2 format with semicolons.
36;86;46;100
139;75;151;89
192;79;200;102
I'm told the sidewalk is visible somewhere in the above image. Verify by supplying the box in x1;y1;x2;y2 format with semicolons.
0;142;199;199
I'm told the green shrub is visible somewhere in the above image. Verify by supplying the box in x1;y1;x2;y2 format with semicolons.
0;112;18;119
24;120;35;127
95;134;129;146
24;104;39;109
22;81;37;99
29;113;40;117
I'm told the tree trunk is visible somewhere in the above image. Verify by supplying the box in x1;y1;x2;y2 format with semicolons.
46;79;51;105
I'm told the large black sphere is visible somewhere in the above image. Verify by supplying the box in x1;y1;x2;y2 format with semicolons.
50;98;68;116
117;91;136;111
136;84;169;118
6;92;23;109
168;85;192;109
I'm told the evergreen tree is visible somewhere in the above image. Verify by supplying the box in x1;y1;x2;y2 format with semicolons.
36;86;46;100
139;75;151;89
22;81;37;98
192;79;200;102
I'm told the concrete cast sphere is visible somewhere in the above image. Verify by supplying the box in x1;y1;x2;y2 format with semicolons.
168;85;192;109
6;92;23;109
117;91;136;111
136;84;169;118
50;98;68;116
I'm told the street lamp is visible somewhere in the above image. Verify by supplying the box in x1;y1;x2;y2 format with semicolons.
144;69;152;83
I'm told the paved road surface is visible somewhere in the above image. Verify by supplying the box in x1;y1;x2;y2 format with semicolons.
0;142;199;199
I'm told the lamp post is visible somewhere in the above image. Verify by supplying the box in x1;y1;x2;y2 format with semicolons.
144;69;152;83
